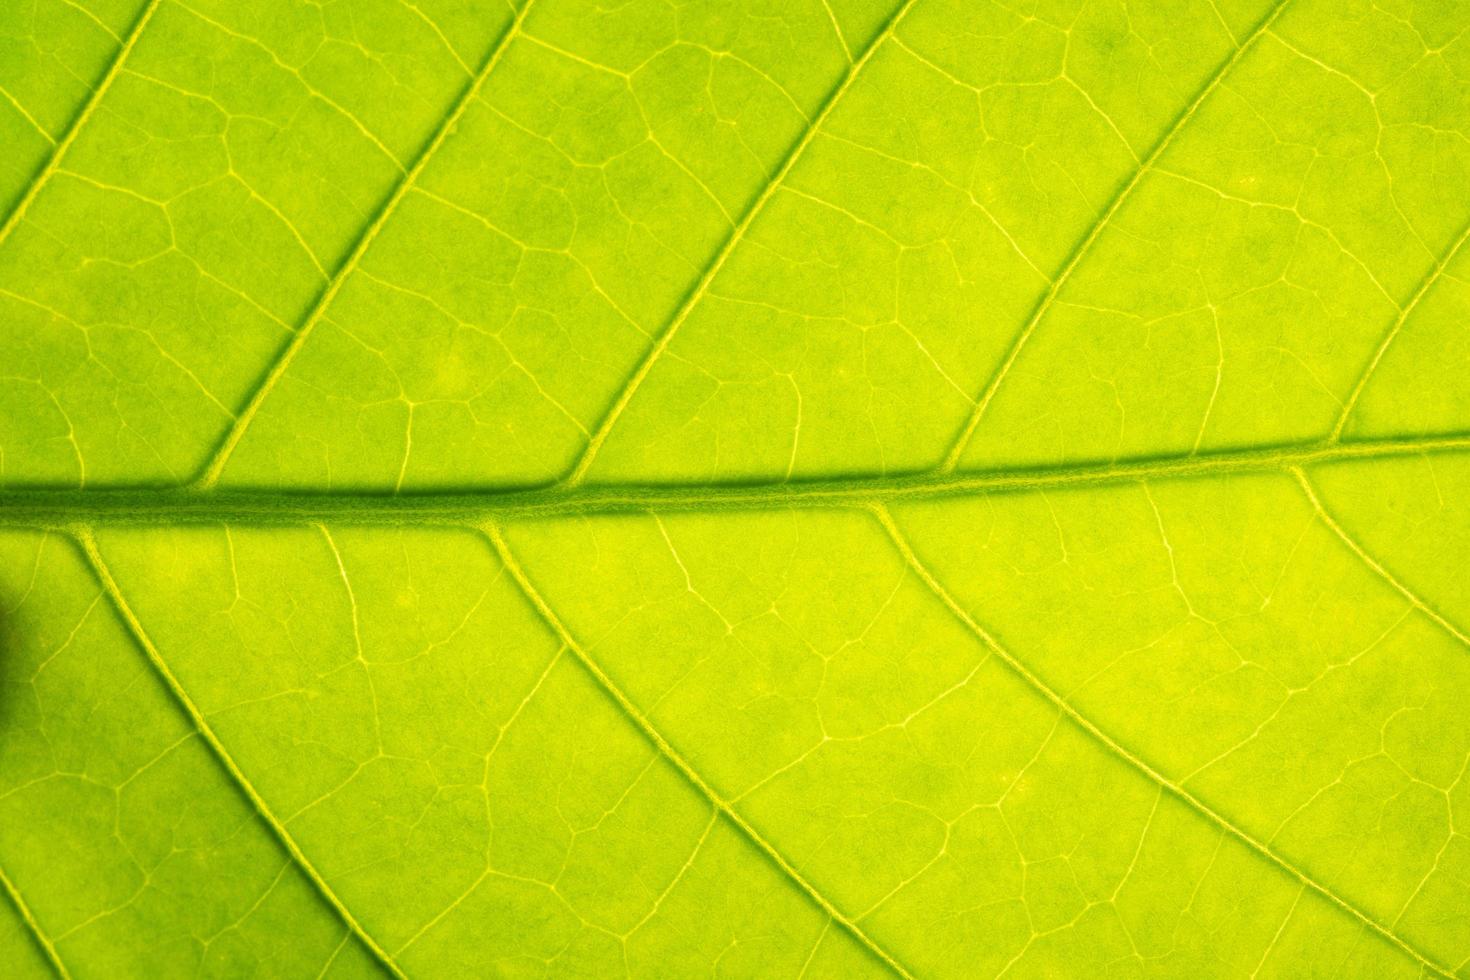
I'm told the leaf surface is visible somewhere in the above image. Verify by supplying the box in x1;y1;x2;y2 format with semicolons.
2;0;1470;977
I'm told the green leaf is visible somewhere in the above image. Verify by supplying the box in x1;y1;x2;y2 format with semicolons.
2;0;1469;977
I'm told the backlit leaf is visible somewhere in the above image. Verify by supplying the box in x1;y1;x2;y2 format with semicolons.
2;0;1470;976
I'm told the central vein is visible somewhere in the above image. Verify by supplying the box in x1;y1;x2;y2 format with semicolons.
2;433;1465;528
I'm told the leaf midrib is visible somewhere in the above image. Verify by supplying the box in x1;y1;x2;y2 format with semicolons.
3;433;1465;528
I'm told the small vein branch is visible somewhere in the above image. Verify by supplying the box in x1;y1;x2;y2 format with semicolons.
561;0;921;487
872;503;1455;979
937;0;1293;472
482;522;915;979
0;0;164;251
190;0;536;489
1291;467;1470;650
0;860;70;978
1330;212;1470;441
73;528;407;980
